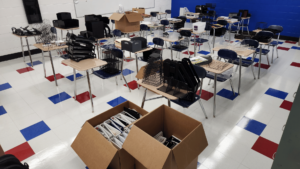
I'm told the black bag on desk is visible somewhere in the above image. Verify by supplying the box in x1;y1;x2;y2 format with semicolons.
252;35;272;43
0;154;29;169
210;27;226;36
143;48;161;61
131;37;147;49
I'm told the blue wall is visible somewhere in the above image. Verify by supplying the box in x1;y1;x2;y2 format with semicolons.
171;0;300;38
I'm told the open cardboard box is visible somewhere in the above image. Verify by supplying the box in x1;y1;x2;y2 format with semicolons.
132;8;146;14
0;145;4;157
110;12;143;32
71;101;149;169
123;105;208;169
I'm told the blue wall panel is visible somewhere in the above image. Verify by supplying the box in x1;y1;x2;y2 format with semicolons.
171;0;300;37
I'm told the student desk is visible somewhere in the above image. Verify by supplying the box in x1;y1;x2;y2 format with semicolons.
96;37;110;59
33;43;68;86
153;37;184;60
212;45;255;95
147;24;164;34
62;58;107;113
216;17;239;42
168;19;182;31
191;31;208;56
55;27;79;40
211;25;224;53
196;60;234;117
12;33;40;67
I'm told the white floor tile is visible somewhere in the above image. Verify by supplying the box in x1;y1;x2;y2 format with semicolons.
242;150;273;169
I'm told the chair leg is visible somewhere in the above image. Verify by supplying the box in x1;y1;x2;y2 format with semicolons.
115;76;118;85
207;42;211;52
276;47;279;58
198;100;208;119
229;79;236;96
208;79;211;85
251;64;256;79
272;46;275;64
266;54;270;66
247;26;249;35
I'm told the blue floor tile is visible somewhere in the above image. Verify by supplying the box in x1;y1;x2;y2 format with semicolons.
0;106;7;115
235;40;240;42
0;83;12;91
237;116;266;136
265;88;288;100
122;69;134;76
20;121;51;141
273;41;283;45
148;42;154;46
48;92;71;104
217;89;239;100
197;162;201;168
107;96;127;107
26;60;42;67
291;46;300;50
66;73;83;81
198;50;210;55
246;57;259;63
99;40;108;43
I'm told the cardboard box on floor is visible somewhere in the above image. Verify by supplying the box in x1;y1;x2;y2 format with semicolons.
0;145;4;157
109;12;143;32
132;8;146;14
71;101;149;169
123;105;208;169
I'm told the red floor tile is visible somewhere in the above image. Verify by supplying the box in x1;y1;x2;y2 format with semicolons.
290;62;300;68
124;80;138;90
5;142;35;161
130;34;136;37
62;63;67;66
285;40;297;44
280;100;293;111
182;51;195;55
17;67;34;74
277;46;290;51
191;43;202;46
62;51;67;54
254;63;270;69
46;73;65;82
252;136;278;159
124;57;134;62
196;90;214;101
73;91;96;103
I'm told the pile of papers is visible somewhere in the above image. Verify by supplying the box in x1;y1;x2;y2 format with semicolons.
189;56;208;64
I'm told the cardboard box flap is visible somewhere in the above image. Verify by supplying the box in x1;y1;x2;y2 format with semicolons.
172;125;208;169
125;13;143;22
136;66;146;79
109;13;124;21
71;122;118;169
123;125;171;169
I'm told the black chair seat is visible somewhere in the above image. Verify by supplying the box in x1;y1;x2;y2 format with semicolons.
93;69;121;79
231;58;254;67
172;45;188;52
206;72;232;82
255;48;270;55
269;41;280;46
170;95;200;108
190;38;208;43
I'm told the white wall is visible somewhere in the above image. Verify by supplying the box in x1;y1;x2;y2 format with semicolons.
0;0;171;57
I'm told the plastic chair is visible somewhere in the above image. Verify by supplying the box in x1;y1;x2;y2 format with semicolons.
93;49;131;92
165;10;171;18
160;20;169;32
140;24;149;37
255;31;274;65
150;12;158;21
139;38;164;62
171;30;192;59
268;25;283;63
171;65;208;119
190;34;211;53
217;20;228;27
206;50;236;96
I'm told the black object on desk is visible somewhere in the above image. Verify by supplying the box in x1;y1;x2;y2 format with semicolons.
121;40;142;53
53;12;79;29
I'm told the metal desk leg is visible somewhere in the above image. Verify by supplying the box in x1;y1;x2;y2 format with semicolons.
97;43;100;59
25;37;33;67
61;30;63;39
74;69;77;100
168;99;171;107
41;51;46;77
141;88;147;108
49;51;58;86
169;42;173;60
194;36;196;56
198;79;208;119
238;55;242;95
213;29;216;54
213;74;217;118
135;53;140;89
86;70;94;113
20;38;25;62
258;44;262;79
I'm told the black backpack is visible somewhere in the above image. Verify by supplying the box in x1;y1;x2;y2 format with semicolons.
0;154;29;169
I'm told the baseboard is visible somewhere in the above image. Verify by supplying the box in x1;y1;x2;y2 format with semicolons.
0;49;41;62
279;35;299;42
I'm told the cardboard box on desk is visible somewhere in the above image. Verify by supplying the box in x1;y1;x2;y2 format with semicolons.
109;12;143;32
71;101;149;169
123;105;208;169
132;8;146;14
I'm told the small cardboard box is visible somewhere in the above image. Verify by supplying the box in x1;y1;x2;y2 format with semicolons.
123;105;208;169
71;101;149;169
109;12;143;32
0;145;4;157
132;8;146;14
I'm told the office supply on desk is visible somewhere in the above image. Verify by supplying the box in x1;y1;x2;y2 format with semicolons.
53;12;79;29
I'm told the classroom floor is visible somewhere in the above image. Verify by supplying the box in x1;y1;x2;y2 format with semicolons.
0;32;299;169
